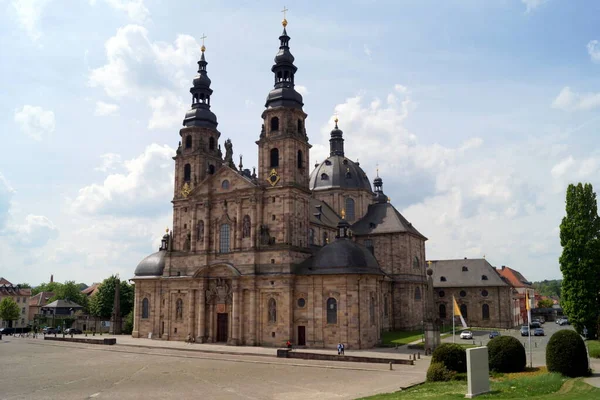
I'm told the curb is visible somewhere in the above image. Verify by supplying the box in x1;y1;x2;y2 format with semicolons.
116;342;277;358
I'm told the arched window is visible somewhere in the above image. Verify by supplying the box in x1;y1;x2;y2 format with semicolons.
197;220;204;242
370;296;375;325
176;298;183;320
481;275;488;280
142;298;149;319
415;287;421;300
184;164;191;182
297;119;302;133
220;224;230;253
326;298;337;324
270;117;279;131
297;150;303;169
440;276;447;282
242;215;251;238
482;304;490;320
221;180;230;190
185;135;192;149
308;228;315;245
322;231;328;245
209;137;215;150
208;164;215;174
439;304;447;319
413;256;420;269
460;304;468;320
270;148;279;167
345;198;355;222
268;298;277;323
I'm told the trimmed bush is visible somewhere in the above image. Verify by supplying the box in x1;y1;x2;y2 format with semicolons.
546;330;589;377
426;362;455;382
431;343;467;373
488;336;526;372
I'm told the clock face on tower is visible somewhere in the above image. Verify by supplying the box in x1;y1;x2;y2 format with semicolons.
267;169;280;187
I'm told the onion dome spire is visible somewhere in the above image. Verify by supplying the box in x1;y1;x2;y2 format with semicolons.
265;10;303;109
329;116;345;156
373;172;387;203
183;36;218;128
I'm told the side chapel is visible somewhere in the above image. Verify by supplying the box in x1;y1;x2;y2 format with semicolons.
132;16;430;349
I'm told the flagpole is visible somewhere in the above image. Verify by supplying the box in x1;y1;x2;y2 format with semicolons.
526;290;532;368
453;296;456;343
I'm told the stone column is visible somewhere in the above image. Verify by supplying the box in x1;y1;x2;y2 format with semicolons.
132;281;141;338
197;280;206;342
191;205;197;252
249;284;257;345
250;197;257;249
203;201;211;252
230;280;240;345
208;303;214;342
236;200;242;250
188;289;196;339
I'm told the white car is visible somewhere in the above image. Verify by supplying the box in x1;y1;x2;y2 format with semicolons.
460;330;473;339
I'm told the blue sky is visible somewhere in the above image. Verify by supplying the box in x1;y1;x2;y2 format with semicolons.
1;0;600;286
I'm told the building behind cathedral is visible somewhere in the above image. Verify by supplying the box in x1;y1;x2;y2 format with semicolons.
132;19;429;349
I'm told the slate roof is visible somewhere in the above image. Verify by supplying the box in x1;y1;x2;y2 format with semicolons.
42;299;83;309
351;202;427;239
429;258;509;288
29;291;55;306
134;250;167;277
497;266;532;288
310;198;342;228
309;155;372;192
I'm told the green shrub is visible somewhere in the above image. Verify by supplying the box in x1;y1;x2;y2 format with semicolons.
431;343;467;373
546;330;589;377
122;310;134;335
488;336;526;372
426;362;455;382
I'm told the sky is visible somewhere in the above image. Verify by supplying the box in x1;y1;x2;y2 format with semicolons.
1;0;600;286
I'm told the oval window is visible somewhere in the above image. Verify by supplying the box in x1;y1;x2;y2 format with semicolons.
482;290;488;297
460;290;466;297
297;298;306;308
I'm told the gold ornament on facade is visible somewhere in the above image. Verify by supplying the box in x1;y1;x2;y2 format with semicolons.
341;208;346;220
181;182;191;198
267;168;280;187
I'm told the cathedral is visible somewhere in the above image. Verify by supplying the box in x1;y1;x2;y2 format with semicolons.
132;18;428;349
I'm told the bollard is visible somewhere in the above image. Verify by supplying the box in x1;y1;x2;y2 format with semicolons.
85;332;88;337
472;340;475;345
93;332;95;336
414;353;417;360
535;342;537;348
71;333;73;338
418;352;421;359
389;362;393;371
54;333;57;337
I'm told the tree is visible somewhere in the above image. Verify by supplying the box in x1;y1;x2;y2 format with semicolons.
537;299;554;309
559;183;600;339
32;282;63;296
532;279;562;298
0;298;20;327
16;283;31;289
89;276;134;319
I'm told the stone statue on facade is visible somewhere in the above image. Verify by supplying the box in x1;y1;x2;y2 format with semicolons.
224;139;237;170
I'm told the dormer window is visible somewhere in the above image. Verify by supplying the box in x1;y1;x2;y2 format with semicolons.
321;173;329;180
462;266;468;272
440;276;447;282
325;160;332;166
481;275;488;280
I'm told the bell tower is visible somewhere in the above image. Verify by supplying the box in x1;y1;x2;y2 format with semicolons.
256;16;310;189
174;39;223;199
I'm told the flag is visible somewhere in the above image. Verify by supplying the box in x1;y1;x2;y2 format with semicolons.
453;296;468;328
525;291;531;311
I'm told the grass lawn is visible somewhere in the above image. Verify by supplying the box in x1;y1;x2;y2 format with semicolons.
382;330;424;345
586;340;600;358
359;370;600;399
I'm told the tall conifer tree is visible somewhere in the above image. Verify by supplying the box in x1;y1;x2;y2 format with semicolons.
559;183;600;338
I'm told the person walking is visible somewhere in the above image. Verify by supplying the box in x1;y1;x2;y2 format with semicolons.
340;343;345;355
337;343;342;355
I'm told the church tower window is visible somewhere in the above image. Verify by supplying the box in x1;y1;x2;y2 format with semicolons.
184;164;191;182
219;224;230;253
142;298;149;319
268;298;277;323
209;137;215;150
270;117;279;132
297;119;302;133
297;150;303;168
439;304;447;319
270;148;279;167
345;198;355;222
326;298;337;324
185;135;192;149
208;164;215;174
413;256;420;269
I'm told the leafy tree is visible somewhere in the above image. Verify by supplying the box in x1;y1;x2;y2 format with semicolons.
77;282;89;291
0;298;20;326
16;283;31;289
538;299;554;308
89;276;134;319
532;279;562;298
559;183;600;339
32;282;63;295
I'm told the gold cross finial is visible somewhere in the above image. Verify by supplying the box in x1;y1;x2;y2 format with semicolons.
376;163;379;177
281;6;289;27
165;227;169;233
427;260;433;266
334;111;339;125
200;33;207;52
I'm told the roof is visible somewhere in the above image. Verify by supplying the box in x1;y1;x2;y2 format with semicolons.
0;277;11;285
310;198;342;228
496;266;532;288
429;258;509;288
29;292;55;306
134;250;167;277
42;299;83;309
81;283;100;297
0;279;32;296
351;202;427;239
309;155;372;192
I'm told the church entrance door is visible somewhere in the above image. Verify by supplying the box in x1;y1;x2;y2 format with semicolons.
216;313;228;342
297;326;306;346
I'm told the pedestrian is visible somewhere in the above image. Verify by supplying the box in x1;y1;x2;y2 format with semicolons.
341;343;345;355
286;340;292;349
337;343;342;355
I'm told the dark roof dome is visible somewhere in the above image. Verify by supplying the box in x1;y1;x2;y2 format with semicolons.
309;156;372;192
134;251;166;277
312;239;381;272
183;48;218;128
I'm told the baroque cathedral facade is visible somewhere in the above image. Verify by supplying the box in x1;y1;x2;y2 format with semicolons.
132;19;428;349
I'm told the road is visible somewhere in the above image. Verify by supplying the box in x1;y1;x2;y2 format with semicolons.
0;338;426;400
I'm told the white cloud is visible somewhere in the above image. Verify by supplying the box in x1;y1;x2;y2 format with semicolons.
14;105;55;140
551;156;574;178
295;85;309;96
95;153;122;172
551;155;600;192
6;214;59;248
147;92;185;130
0;173;15;230
522;0;548;13
587;40;600;63
11;0;51;40
364;44;371;58
552;86;600;111
94;101;119;116
71;143;175;216
91;0;150;23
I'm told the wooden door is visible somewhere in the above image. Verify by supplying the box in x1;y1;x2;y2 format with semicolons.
216;313;228;342
298;326;306;346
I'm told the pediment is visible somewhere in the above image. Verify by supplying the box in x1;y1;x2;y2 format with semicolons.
189;165;257;197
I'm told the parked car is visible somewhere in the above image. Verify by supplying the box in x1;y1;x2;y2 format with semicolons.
520;326;529;336
43;327;61;334
530;321;541;329
489;331;501;339
460;330;473;339
557;317;570;326
0;327;16;335
65;328;82;334
534;328;545;336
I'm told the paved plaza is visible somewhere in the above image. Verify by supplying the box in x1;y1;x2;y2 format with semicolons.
0;338;428;400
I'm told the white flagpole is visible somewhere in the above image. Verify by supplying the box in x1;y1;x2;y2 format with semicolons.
528;308;532;368
453;296;456;344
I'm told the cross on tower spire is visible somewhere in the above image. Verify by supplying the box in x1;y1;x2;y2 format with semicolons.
281;6;289;26
200;33;207;52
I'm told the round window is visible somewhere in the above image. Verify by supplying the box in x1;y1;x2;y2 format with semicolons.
482;290;488;297
438;290;445;298
297;298;306;308
460;290;466;297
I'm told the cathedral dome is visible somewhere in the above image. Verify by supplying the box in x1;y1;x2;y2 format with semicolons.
309;156;372;192
134;251;166;277
312;238;381;273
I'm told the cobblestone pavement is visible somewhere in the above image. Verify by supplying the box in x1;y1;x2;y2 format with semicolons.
0;337;429;400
